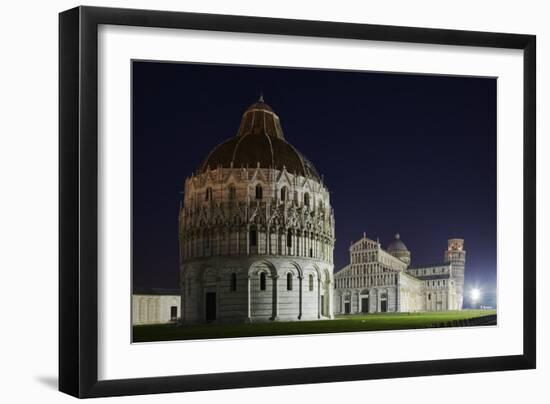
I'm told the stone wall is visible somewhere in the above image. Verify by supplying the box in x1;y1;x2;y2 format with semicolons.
398;272;424;312
179;165;335;324
181;257;333;324
132;294;181;325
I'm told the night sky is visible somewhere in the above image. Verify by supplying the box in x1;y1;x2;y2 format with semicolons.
132;61;497;308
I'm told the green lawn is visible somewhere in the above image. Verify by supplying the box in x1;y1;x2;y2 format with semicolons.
133;309;496;342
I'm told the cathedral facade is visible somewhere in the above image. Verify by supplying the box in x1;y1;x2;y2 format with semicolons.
178;97;335;324
333;234;465;314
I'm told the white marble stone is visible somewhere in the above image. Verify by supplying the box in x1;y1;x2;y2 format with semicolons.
334;234;465;314
132;294;181;325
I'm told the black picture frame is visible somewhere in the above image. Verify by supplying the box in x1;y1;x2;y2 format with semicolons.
59;5;536;398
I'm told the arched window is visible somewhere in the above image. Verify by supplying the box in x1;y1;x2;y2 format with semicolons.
280;186;287;201
255;184;263;200
260;272;266;291
230;273;237;291
309;247;313;258
287;273;293;291
228;185;236;200
293;190;298;204
249;227;257;247
309;274;314;291
304;192;310;207
428;293;431;300
287;229;292;248
205;187;212;201
203;230;210;249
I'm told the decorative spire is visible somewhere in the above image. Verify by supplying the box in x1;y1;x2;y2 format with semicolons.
395;233;400;240
258;93;264;103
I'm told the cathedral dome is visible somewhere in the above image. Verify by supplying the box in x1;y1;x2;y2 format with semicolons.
200;96;320;181
387;233;408;252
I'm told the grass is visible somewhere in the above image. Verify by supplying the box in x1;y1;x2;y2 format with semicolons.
133;309;496;342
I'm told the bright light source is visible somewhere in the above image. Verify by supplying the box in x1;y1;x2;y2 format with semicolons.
470;288;481;302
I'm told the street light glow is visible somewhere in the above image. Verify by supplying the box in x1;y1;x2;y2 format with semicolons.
470;288;481;302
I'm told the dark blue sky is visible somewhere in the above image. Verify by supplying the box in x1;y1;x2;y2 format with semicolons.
132;61;497;306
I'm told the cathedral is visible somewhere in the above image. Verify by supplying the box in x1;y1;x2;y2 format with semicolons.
333;234;466;314
178;97;335;323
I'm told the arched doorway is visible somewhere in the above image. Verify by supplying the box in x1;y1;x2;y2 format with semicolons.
203;268;218;323
380;291;388;313
360;289;370;313
204;293;216;322
344;293;351;314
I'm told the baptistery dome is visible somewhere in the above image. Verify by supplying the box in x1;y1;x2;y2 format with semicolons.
200;96;320;180
179;96;335;325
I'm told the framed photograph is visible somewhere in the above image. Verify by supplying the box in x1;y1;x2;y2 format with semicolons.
59;6;536;398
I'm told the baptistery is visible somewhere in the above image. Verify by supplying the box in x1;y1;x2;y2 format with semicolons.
178;97;335;323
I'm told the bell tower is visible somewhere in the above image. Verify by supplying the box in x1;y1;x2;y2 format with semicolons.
445;239;466;310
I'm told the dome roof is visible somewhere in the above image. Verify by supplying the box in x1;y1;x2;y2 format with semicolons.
200;96;321;181
387;233;408;252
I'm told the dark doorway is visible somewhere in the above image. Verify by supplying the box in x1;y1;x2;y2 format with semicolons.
170;306;177;321
344;302;351;314
205;292;216;322
381;300;387;313
361;298;369;313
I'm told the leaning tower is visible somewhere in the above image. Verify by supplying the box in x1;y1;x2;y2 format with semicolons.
444;239;466;310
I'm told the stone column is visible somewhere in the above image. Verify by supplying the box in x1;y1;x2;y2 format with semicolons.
272;275;279;321
246;225;250;255
328;279;334;319
396;276;400;312
181;281;186;324
298;276;303;320
317;278;321;319
266;225;270;255
246;275;251;322
215;275;220;323
315;235;318;258
316;236;320;259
